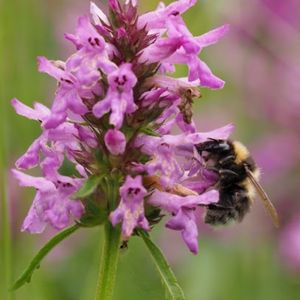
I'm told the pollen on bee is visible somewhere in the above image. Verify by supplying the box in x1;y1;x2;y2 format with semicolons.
232;141;250;164
244;179;256;201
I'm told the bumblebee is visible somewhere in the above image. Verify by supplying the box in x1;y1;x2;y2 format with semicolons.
196;139;279;227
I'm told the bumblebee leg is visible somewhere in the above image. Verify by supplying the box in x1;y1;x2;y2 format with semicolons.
219;169;240;184
219;169;239;176
205;166;219;173
207;203;234;210
207;138;218;142
219;155;235;165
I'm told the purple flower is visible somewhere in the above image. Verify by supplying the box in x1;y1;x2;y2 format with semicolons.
11;98;95;233
93;63;137;129
158;25;229;88
155;144;184;187
110;176;149;238
65;15;106;51
104;129;126;156
12;170;84;233
138;0;229;89
182;169;219;194
38;57;88;129
38;15;118;129
135;124;234;188
138;0;197;30
149;190;219;253
11;98;92;172
167;208;199;254
65;15;116;73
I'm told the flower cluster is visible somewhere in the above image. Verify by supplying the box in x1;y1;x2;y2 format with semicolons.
12;0;231;254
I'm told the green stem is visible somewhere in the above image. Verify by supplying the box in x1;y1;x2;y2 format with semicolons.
95;222;121;300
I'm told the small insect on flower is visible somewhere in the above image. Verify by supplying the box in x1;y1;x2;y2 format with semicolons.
196;139;280;227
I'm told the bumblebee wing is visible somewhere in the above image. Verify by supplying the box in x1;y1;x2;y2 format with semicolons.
245;167;280;228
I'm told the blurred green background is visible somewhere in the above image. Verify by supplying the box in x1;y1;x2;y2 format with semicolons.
1;0;300;299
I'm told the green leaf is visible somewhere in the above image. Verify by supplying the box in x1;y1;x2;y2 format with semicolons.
11;224;80;291
139;230;186;300
95;149;109;169
139;127;160;137
73;175;102;199
79;198;107;227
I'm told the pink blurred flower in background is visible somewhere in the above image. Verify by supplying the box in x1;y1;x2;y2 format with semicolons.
280;216;300;270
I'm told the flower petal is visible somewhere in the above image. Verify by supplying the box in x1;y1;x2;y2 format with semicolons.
110;176;149;238
104;129;126;155
12;169;56;192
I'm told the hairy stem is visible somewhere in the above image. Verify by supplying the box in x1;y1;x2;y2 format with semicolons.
95;222;121;300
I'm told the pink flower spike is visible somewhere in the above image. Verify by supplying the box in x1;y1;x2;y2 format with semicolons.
12;0;234;257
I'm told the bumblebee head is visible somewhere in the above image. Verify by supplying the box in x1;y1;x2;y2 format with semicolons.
196;139;233;158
